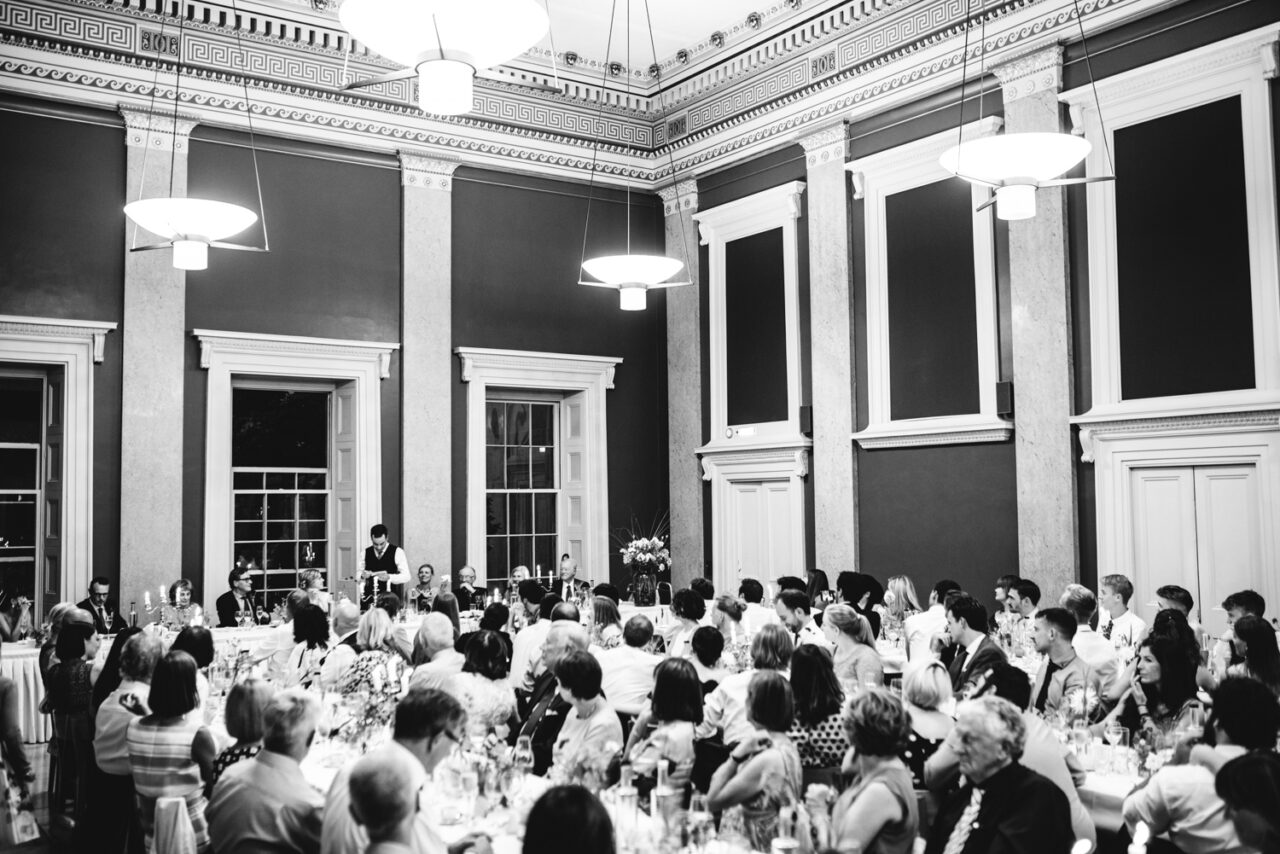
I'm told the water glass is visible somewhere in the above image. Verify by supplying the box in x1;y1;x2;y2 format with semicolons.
687;793;715;850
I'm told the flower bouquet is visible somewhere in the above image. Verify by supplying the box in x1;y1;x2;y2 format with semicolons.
616;513;671;607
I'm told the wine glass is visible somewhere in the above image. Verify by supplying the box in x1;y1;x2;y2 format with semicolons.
459;767;480;820
687;792;715;850
512;735;534;774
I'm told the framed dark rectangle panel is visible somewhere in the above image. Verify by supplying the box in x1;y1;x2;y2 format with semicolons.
1115;96;1255;400
885;179;981;420
725;228;789;425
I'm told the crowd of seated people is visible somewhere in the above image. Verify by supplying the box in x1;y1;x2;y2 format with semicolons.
7;563;1280;854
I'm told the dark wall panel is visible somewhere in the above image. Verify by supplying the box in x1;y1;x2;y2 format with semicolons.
0;108;125;588
885;180;981;420
1115;97;1254;400
182;136;402;597
451;169;669;588
725;229;788;425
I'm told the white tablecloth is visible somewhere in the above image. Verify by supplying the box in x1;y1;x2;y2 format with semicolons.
0;642;52;743
1079;771;1140;834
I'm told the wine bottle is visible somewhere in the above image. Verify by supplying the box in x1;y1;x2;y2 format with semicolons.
129;601;137;628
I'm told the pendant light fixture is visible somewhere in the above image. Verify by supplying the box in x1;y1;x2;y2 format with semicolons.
939;0;1114;220
578;0;691;311
338;0;551;115
124;0;269;270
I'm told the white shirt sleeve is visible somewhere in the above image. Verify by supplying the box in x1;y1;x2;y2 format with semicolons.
386;548;410;585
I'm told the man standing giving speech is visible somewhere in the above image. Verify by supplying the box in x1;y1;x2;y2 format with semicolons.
360;524;409;608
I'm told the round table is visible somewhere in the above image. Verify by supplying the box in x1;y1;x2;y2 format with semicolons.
0;641;51;743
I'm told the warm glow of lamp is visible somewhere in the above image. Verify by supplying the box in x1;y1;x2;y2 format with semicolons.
339;0;549;116
940;132;1092;220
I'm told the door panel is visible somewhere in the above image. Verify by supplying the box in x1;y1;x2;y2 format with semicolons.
559;392;585;569
1129;467;1198;623
332;383;356;601
764;481;795;579
1194;465;1260;638
43;368;62;615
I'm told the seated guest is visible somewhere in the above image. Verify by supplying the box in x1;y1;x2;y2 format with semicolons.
924;696;1073;854
347;749;420;854
883;575;923;628
509;582;550;693
698;624;794;747
250;589;310;681
206;689;325;854
443;630;517;733
1029;607;1091;716
807;569;833;611
818;689;918;854
523;785;615;854
1157;584;1209;648
777;575;807;593
1147;607;1216;692
91;626;143;713
904;580;961;663
376;592;415;661
939;594;1007;695
837;572;885;639
898;659;954;789
1095;635;1202;740
76;576;126;635
1211;590;1266;677
823;603;883;688
707;671;803;851
551;649;624;773
89;632;163;853
711;595;750;672
407;563;439;612
48;619;100;823
410;613;465;692
595;615;663;715
624;658;702;794
321;688;490;854
785;645;850;769
430;592;462;640
336;609;407;726
1227;614;1280;695
127;650;217;854
216;566;260;627
691;576;716;604
993;574;1021;615
1007;579;1042;624
0;592;35;642
592;583;621;606
455;602;513;659
775;589;828;648
171;624;215;711
550;601;580;624
282;602;331;689
1124;677;1280;854
517;622;588;776
928;662;1095;848
1059;584;1119;696
1098;573;1147;650
211;677;276;786
1215;752;1280;854
666;589;705;659
452;564;487;613
554;557;590;602
320;601;362;690
39;602;78;687
688;626;728;692
163;578;204;628
300;568;333;616
589;595;623;650
737;579;779;635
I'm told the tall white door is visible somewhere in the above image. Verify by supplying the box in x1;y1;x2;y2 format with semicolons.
723;479;799;592
332;383;357;601
1129;464;1262;637
559;392;586;568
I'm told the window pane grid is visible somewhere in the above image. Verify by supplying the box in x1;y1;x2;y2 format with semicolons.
485;401;559;589
233;466;328;610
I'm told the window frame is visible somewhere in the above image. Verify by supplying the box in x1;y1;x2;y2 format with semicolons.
845;117;1010;448
484;392;561;586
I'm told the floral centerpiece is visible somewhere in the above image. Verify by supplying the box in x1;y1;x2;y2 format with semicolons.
616;513;670;607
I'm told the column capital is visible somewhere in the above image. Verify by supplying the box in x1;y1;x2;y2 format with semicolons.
797;121;848;168
399;151;461;192
993;44;1064;104
119;106;199;152
658;179;698;217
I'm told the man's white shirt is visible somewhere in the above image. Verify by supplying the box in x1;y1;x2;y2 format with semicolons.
904;604;948;662
1072;623;1119;695
595;644;663;714
510;617;551;692
741;603;780;636
1099;609;1147;650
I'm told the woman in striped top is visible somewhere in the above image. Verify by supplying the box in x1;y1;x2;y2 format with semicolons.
127;650;217;853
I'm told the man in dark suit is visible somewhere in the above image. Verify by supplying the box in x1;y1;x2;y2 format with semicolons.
452;564;488;612
925;695;1072;854
76;576;126;634
940;594;1008;695
215;566;259;628
515;621;588;775
554;557;591;602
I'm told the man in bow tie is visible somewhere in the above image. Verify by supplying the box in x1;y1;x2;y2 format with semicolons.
556;556;590;602
76;576;125;635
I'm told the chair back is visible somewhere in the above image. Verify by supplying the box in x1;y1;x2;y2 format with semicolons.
153;796;197;854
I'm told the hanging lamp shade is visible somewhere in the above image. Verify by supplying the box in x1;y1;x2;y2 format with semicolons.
339;0;549;115
940;132;1092;220
124;197;259;270
580;254;687;311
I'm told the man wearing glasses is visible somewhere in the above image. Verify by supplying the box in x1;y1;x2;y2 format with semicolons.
76;576;125;635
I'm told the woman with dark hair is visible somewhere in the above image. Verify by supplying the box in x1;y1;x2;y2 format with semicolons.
1095;635;1202;739
127;650;217;853
819;689;918;854
431;592;462;641
551;650;624;772
667;588;706;660
837;572;885;638
163;578;203;628
523;785;616;854
443;629;516;732
1108;608;1210;705
1228;614;1280;696
1216;751;1280;854
282;602;331;689
91;626;143;713
625;658;703;793
689;625;728;692
807;569;833;609
47;619;100;824
708;670;803;851
711;595;751;673
590;595;623;649
786;645;851;769
456;601;514;658
172;624;216;712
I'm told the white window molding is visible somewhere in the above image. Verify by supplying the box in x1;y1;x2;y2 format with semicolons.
1062;26;1280;422
0;315;116;605
694;181;808;454
845;118;1011;449
195;329;398;615
455;347;621;586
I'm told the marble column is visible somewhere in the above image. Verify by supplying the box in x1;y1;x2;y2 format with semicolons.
118;106;195;606
993;46;1079;592
658;179;704;589
399;153;459;576
799;123;859;573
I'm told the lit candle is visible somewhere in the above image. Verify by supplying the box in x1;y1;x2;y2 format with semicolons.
144;591;152;610
766;583;775;603
159;584;168;605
